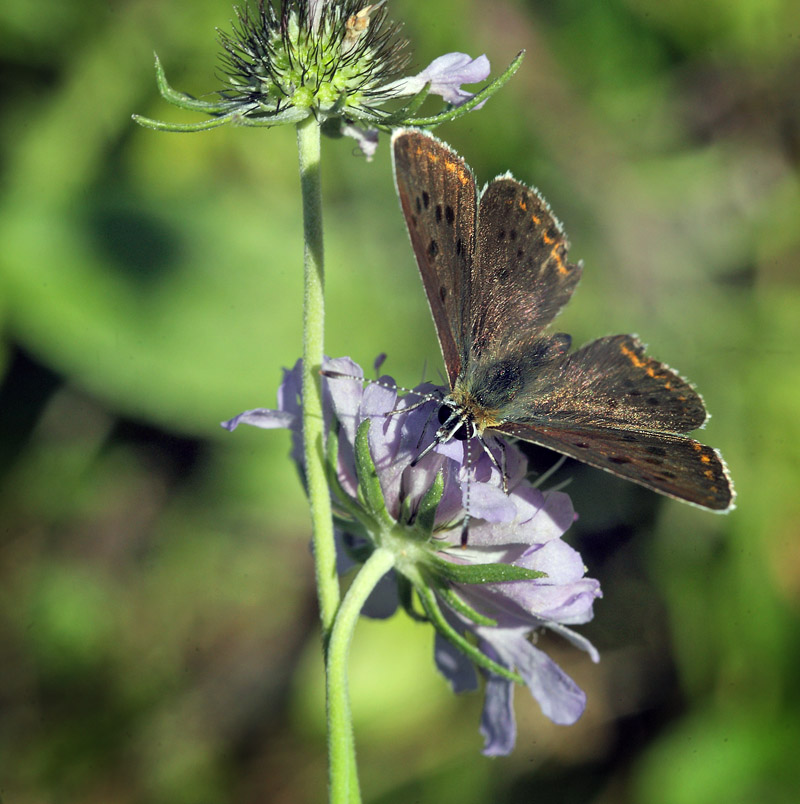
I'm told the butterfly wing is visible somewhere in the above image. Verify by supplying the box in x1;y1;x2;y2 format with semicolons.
500;420;734;510
469;177;582;365
392;129;477;386
499;335;707;432
495;335;734;510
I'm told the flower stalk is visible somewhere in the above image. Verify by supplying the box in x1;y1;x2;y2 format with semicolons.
296;115;340;648
326;546;395;804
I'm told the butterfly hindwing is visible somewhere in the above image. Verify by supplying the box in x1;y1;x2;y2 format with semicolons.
393;129;477;386
499;420;734;511
500;334;708;434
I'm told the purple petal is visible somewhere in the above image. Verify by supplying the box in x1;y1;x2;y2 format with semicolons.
341;122;380;161
434;631;479;693
221;408;296;431
415;52;491;106
467;480;518;522
453;541;600;628
277;359;303;420
423;52;492;86
481;629;587;726
278;359;305;469
361;569;400;619
529;490;577;541
480;673;516;756
544;621;601;663
373;353;387;374
463;487;574;548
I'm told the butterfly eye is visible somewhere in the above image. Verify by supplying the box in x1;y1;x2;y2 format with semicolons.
437;404;475;441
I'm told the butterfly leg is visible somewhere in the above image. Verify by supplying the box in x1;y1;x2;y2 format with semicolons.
475;434;508;494
498;437;508;494
460;437;474;547
410;399;443;450
410;406;468;466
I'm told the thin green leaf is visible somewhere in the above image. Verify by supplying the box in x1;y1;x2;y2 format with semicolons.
436;586;497;627
236;107;310;127
325;421;364;522
415;470;443;534
417;585;523;684
153;54;230;113
398;577;428;622
377;82;432;125
132;113;238;132
429;555;548;584
354;419;394;527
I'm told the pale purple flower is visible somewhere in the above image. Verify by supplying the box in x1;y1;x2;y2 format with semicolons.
223;356;601;754
341;122;380;161
388;52;492;107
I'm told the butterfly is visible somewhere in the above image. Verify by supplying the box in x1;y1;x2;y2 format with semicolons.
391;128;735;512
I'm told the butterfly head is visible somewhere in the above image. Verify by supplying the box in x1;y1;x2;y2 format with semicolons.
410;388;504;469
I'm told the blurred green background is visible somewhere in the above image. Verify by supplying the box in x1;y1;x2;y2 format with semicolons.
1;1;798;802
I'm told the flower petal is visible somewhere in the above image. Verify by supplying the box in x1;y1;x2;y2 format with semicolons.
341;122;380;161
392;52;491;107
481;629;587;726
221;408;296;431
480;673;516;756
434;631;479;693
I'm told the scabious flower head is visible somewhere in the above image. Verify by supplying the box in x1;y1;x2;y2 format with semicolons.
223;356;602;755
133;1;524;157
217;0;410;120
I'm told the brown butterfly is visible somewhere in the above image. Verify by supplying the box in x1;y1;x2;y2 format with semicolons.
391;128;734;512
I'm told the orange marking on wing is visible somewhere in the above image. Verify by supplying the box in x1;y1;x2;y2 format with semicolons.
704;469;715;480
443;159;470;186
692;443;703;453
519;199;528;211
532;214;541;225
700;454;711;464
542;231;554;245
551;245;568;275
619;342;671;383
620;343;647;369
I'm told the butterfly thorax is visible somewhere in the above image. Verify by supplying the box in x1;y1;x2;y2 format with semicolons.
441;385;504;441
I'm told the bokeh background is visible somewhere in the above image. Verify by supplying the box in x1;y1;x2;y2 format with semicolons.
1;1;799;802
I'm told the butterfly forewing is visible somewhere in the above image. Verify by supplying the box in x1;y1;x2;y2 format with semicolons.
471;178;582;364
499;421;734;511
392;129;477;386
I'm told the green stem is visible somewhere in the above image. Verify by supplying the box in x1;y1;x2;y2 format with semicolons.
296;116;340;646
327;548;396;804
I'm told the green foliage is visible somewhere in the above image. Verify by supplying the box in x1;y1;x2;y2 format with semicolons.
1;1;799;802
